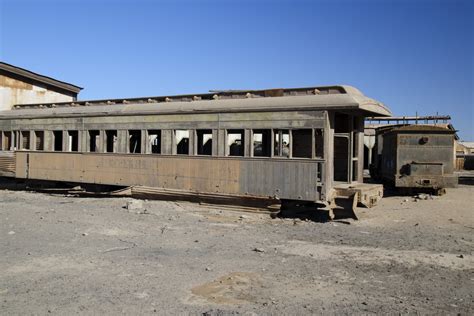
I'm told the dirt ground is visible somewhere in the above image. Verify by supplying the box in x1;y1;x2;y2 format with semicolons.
1;184;473;315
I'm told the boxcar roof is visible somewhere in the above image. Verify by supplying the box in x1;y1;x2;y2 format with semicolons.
376;124;457;135
388;125;456;133
0;85;391;119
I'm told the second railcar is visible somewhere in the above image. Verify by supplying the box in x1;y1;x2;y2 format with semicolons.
370;125;458;193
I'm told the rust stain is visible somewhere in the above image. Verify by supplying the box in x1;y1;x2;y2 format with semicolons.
0;75;33;90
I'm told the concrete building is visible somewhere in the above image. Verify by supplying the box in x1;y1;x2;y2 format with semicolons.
0;62;82;111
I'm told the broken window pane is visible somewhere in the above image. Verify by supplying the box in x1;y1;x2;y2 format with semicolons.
315;129;324;158
129;130;142;154
68;131;78;152
53;131;63;152
21;131;30;150
227;129;244;157
253;129;271;157
197;129;212;155
106;130;117;153
273;129;290;157
175;130;189;155
148;130;161;154
292;129;312;158
89;130;100;152
35;131;44;151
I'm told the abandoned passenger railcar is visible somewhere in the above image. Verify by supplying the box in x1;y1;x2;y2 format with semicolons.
0;85;391;210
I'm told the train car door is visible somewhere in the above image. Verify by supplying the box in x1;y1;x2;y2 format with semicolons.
333;113;353;183
334;134;350;182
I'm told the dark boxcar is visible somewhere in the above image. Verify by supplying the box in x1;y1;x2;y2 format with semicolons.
371;125;457;191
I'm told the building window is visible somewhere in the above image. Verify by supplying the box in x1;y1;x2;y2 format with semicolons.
315;129;324;158
35;131;44;151
53;131;63;151
68;131;79;152
175;130;189;155
89;130;100;152
273;129;290;157
129;130;142;154
292;129;312;158
253;129;271;157
196;129;212;156
105;130;117;153
227;129;245;157
148;130;161;154
21;131;30;150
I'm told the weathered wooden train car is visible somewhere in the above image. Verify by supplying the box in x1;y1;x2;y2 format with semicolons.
370;125;458;193
0;85;391;214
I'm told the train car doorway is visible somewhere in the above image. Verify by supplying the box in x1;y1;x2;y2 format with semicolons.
334;134;350;182
333;113;352;183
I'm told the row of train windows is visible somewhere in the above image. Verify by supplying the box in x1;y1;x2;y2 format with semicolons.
0;128;324;159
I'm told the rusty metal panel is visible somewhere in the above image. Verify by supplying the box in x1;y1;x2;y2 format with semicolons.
16;151;323;202
0;151;16;176
238;159;321;200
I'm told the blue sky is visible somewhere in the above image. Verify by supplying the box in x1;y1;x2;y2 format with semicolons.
0;0;472;139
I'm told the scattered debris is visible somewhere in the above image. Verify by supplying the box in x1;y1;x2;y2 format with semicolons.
82;232;88;236
124;199;147;214
457;254;464;259
413;193;435;201
102;246;132;253
253;247;265;253
8;231;15;235
205;267;212;271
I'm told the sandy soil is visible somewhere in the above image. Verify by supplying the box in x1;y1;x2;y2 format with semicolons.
0;185;473;315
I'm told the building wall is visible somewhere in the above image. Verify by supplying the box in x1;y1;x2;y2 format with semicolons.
0;74;75;111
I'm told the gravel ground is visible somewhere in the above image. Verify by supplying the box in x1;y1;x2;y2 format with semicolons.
0;185;473;315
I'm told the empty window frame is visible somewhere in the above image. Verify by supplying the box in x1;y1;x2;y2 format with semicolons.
89;130;100;152
105;130;118;153
68;131;79;152
53;131;63;151
292;129;312;158
227;129;245;157
35;131;44;151
273;129;290;157
21;131;30;150
175;130;189;155
148;130;161;154
196;129;212;156
315;129;324;158
252;129;271;157
0;132;3;150
129;130;142;154
4;131;11;150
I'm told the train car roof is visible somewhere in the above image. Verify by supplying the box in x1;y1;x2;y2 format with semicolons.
0;85;391;119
